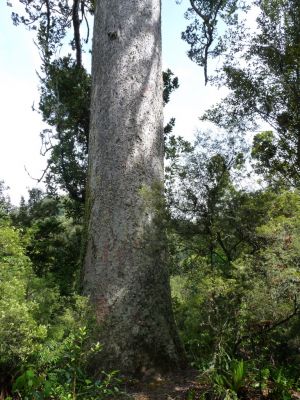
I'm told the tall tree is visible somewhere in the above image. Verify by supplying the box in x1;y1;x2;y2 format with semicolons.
12;0;94;209
83;0;184;374
183;0;300;187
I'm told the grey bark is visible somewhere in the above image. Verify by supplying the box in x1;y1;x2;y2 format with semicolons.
83;0;185;374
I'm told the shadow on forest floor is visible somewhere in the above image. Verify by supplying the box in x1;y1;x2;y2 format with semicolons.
117;368;300;400
118;369;205;399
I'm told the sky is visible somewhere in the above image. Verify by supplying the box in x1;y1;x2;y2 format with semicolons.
0;0;227;204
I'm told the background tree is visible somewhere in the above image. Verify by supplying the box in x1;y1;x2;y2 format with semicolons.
12;189;83;295
166;133;253;269
182;0;247;84
12;0;93;211
167;135;300;380
183;0;300;187
39;57;91;206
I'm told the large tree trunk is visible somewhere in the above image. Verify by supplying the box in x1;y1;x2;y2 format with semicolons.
83;0;184;374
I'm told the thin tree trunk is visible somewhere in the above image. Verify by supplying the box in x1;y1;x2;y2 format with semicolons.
83;0;185;374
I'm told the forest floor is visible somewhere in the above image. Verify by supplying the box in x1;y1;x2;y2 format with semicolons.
118;369;206;399
117;368;298;400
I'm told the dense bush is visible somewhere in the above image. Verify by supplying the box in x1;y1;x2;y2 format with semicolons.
0;214;120;399
170;190;300;398
0;220;48;379
12;190;83;295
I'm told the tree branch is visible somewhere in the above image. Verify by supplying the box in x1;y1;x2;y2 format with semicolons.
189;0;225;84
235;299;300;351
72;0;82;67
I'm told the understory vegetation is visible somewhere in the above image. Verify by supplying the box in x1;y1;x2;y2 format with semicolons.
167;144;300;398
2;0;300;398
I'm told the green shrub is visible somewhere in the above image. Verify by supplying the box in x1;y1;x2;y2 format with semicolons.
171;260;243;369
0;219;121;398
212;359;246;396
171;192;300;369
12;327;121;400
0;221;48;377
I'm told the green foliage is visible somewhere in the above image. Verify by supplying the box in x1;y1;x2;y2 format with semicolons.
39;57;91;204
166;132;262;273
12;190;83;295
13;368;52;400
270;367;299;400
200;361;300;399
182;0;248;84
0;180;12;218
210;358;246;398
178;4;300;392
12;0;92;207
11;0;94;65
184;0;300;186
0;220;48;377
0;209;115;396
12;327;121;400
169;142;300;384
171;260;242;367
163;69;179;105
